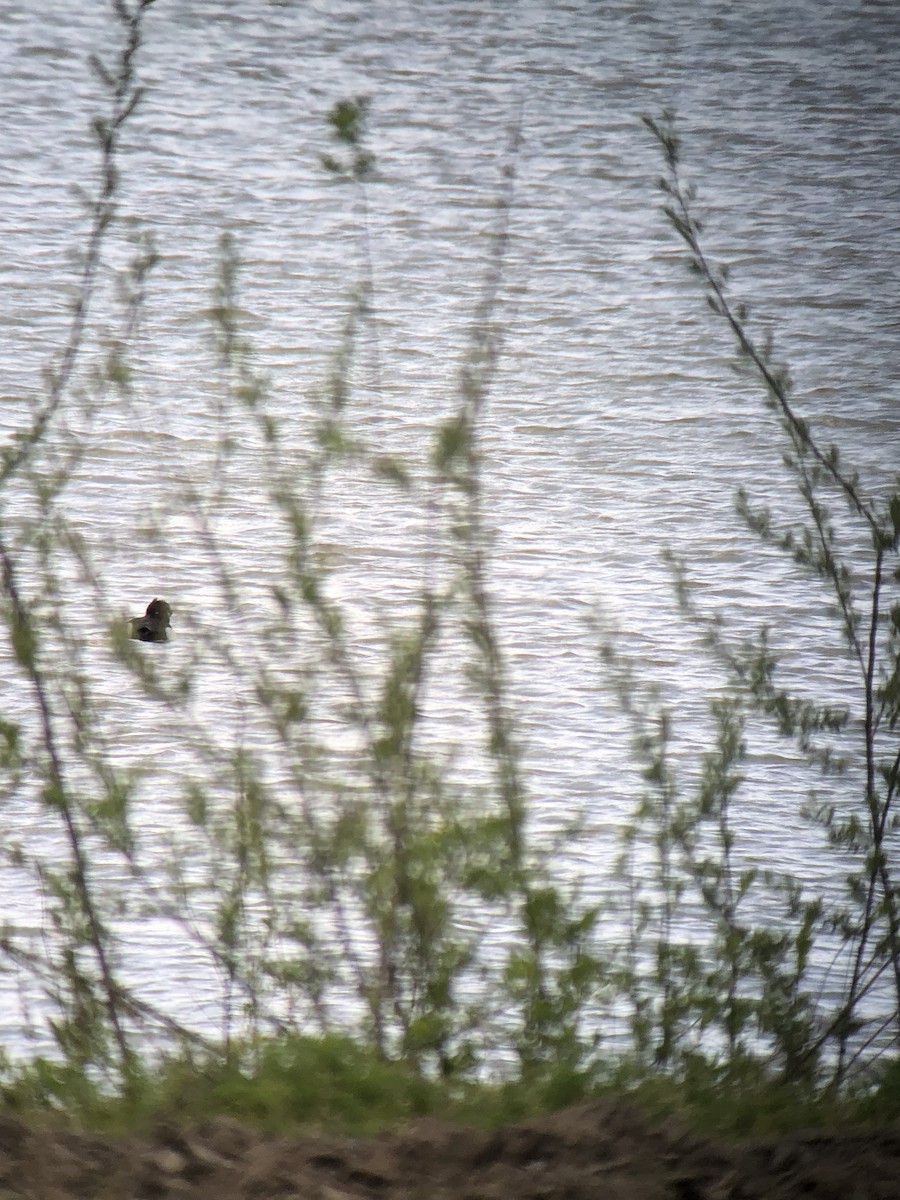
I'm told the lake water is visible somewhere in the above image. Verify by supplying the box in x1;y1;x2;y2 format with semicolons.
0;0;898;1062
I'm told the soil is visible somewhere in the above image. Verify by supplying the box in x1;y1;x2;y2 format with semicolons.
0;1100;898;1200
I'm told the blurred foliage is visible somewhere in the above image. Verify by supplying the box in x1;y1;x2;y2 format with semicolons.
0;4;897;1131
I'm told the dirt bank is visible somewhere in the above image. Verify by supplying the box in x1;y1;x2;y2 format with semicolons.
1;1099;898;1199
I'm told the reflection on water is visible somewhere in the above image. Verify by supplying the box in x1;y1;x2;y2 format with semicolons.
0;0;898;1055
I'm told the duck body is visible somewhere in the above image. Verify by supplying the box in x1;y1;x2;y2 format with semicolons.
130;598;172;643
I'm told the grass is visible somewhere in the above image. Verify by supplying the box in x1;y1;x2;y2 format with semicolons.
2;1032;899;1140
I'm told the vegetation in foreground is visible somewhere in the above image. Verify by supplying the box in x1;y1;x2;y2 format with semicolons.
3;1032;900;1139
0;1;898;1136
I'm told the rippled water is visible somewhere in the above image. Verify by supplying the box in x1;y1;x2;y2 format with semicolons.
1;0;898;1054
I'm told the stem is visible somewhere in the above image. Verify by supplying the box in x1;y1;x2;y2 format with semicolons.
0;533;130;1068
643;114;879;536
646;112;900;1083
1;0;151;486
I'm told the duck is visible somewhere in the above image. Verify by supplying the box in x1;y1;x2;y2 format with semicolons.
129;598;172;643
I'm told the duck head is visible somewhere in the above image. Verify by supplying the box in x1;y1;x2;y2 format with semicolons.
130;598;172;643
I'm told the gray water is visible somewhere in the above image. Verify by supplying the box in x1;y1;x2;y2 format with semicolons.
1;0;898;1056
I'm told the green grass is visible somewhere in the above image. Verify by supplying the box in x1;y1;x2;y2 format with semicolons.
2;1034;898;1139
